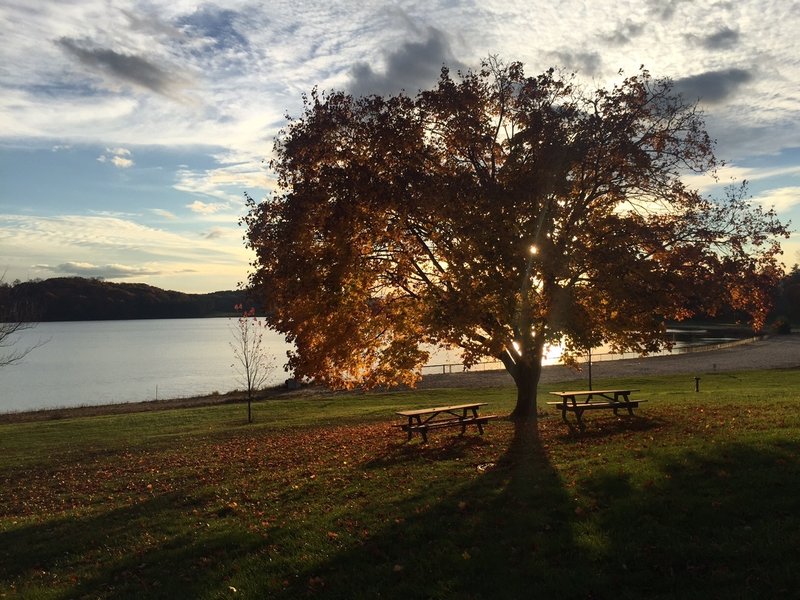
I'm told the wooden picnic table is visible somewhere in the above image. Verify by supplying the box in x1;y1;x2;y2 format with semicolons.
547;389;646;429
395;402;497;442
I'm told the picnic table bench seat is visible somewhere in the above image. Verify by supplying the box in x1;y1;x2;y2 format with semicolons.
545;400;646;410
548;389;647;429
395;414;498;431
394;403;497;442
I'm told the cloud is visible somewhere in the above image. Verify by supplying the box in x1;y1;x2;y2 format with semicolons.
673;68;754;104
700;27;740;50
187;200;229;214
122;9;182;39
42;261;161;279
646;0;689;21
684;162;800;193
151;208;178;220
685;26;740;50
752;186;800;214
201;227;228;240
107;147;131;156
56;37;189;97
111;156;134;168
98;147;134;168
174;160;272;205
348;25;464;97
547;50;602;76
0;210;252;293
601;19;646;45
178;5;249;51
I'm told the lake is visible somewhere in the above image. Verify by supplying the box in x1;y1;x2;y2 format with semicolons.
1;318;458;413
1;318;744;413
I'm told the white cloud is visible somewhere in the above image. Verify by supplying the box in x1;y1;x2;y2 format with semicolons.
111;155;134;168
0;213;251;292
752;186;800;214
175;160;272;205
98;147;135;168
186;200;229;215
683;163;800;194
151;208;178;220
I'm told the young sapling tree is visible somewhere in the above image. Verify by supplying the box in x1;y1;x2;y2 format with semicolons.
230;304;275;423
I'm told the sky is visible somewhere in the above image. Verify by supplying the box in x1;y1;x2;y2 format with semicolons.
1;0;799;293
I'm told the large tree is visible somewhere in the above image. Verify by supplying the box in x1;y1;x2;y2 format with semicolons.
244;60;788;423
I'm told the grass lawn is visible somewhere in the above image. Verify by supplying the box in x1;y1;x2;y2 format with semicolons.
1;370;799;599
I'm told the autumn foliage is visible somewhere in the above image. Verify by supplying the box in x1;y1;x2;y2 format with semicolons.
244;58;788;422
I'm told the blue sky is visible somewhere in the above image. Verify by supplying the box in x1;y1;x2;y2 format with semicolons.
1;0;798;293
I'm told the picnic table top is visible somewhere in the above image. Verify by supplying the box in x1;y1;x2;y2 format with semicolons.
549;389;639;398
395;402;487;417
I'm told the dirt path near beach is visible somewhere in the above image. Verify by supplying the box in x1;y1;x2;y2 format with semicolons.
418;335;800;389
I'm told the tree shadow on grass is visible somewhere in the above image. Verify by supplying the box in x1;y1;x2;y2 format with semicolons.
573;440;800;599
5;417;795;599
552;414;667;442
257;418;800;599
364;434;496;468
263;421;598;599
0;491;265;599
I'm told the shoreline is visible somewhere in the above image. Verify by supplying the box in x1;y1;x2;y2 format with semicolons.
418;334;800;389
3;335;798;423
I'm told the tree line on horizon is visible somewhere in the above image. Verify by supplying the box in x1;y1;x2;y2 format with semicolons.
771;264;800;331
0;277;249;322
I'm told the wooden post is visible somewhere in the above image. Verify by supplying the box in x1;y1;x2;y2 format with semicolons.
588;347;593;391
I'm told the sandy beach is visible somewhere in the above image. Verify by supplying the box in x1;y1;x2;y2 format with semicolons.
418;334;800;389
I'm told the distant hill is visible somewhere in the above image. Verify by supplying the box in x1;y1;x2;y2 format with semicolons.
0;277;253;322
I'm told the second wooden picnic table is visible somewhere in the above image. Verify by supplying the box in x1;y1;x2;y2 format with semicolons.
547;389;646;429
395;402;496;442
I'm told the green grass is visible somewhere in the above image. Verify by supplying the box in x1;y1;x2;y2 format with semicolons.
1;369;799;599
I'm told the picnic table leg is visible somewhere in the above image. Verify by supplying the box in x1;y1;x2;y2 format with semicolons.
415;416;429;443
406;417;414;441
574;407;586;430
471;407;487;435
619;393;635;416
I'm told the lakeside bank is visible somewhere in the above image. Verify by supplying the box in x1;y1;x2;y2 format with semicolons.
3;335;798;423
418;334;800;389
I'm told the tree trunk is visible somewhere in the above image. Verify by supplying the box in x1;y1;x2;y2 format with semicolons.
501;337;545;423
509;359;543;423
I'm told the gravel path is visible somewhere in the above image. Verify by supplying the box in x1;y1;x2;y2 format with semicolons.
418;335;800;389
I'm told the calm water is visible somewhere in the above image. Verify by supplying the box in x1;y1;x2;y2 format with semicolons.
2;319;286;413
2;319;741;413
1;319;459;413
